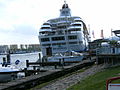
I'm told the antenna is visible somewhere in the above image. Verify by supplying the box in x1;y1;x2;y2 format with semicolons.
64;0;66;4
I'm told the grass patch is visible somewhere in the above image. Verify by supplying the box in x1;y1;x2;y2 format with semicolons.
67;66;120;90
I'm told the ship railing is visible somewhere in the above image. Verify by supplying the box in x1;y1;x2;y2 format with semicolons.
39;31;80;37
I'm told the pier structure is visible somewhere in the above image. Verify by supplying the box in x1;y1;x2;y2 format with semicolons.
96;54;120;66
26;59;82;70
0;58;95;90
88;35;120;67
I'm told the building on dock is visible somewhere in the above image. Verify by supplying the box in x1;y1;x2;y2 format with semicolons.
89;30;120;55
88;39;109;55
95;30;120;65
96;30;120;54
0;45;9;54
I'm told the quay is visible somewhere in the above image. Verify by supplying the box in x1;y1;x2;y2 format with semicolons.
0;58;95;90
26;60;82;69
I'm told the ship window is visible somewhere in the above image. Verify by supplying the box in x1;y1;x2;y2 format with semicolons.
41;27;50;29
41;38;50;42
74;24;81;26
71;28;81;31
68;35;77;39
52;36;65;41
51;24;57;27
69;42;77;44
52;43;66;46
62;11;65;15
42;44;51;46
57;26;66;29
79;41;83;43
76;28;81;31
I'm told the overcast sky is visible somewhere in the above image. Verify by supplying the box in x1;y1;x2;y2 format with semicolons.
0;0;120;45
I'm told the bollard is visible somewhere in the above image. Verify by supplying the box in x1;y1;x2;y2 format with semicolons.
26;60;29;68
24;68;28;77
2;57;6;67
33;66;36;75
7;53;10;64
54;64;57;69
61;58;64;69
38;53;41;62
59;59;61;66
63;58;65;66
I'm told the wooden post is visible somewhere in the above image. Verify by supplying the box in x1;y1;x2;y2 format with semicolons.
26;60;29;68
63;58;65;66
112;57;113;66
2;57;6;67
59;59;61;66
89;54;92;61
24;68;28;77
96;56;98;65
38;53;41;62
33;66;36;75
6;52;10;64
54;64;57;69
33;66;36;70
42;56;44;63
61;58;64;69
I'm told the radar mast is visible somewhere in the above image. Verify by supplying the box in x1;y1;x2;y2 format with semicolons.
60;0;71;17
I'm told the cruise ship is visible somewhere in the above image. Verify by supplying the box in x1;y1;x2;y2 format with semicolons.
38;1;89;59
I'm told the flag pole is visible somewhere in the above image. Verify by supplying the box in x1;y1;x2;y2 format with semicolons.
111;28;113;36
88;24;91;42
101;29;104;39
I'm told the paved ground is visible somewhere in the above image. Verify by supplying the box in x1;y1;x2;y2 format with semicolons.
32;64;105;90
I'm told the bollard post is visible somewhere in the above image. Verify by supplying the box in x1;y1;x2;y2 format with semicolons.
24;68;28;77
2;57;6;67
59;59;61;66
26;60;29;68
33;66;36;75
63;58;65;66
54;64;57;69
61;58;64;69
6;53;10;65
38;53;41;62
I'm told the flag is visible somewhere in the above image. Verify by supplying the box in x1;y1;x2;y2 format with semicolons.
101;29;104;38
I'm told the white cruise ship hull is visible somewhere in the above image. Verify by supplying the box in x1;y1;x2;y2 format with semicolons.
38;2;89;60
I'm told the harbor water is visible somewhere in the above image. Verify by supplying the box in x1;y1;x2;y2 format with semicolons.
0;52;41;69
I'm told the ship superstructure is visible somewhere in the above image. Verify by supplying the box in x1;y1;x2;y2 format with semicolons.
38;2;89;57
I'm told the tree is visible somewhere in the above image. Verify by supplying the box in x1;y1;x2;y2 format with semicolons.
109;40;118;47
